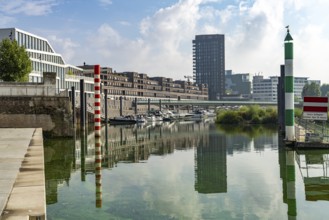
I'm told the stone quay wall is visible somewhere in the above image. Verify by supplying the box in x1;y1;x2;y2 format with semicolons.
0;72;73;137
0;96;73;137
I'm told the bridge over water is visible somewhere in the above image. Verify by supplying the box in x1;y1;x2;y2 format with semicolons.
136;99;302;107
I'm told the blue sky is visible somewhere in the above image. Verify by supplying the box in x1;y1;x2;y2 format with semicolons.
1;0;329;83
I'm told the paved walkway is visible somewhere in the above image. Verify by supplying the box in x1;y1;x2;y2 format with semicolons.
0;128;46;220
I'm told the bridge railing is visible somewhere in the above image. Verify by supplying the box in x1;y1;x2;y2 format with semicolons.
136;99;278;106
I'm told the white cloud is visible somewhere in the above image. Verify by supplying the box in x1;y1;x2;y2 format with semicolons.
295;24;329;80
0;0;57;16
85;0;204;78
47;35;79;63
98;0;112;6
62;0;329;83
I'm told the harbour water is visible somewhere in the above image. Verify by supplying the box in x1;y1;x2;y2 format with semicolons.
45;120;329;219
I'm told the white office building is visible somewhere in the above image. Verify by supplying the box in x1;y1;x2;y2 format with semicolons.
252;75;319;102
252;75;278;102
0;27;82;92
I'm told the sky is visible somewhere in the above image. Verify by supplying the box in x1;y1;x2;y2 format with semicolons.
0;0;329;83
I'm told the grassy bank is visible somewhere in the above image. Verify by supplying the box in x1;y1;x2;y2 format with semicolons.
216;105;277;124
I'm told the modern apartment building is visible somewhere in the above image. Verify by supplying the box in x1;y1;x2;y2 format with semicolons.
0;27;82;92
193;34;225;100
252;75;320;102
78;65;208;100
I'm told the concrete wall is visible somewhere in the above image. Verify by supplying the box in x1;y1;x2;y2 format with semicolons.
0;72;73;137
0;72;58;96
0;96;73;137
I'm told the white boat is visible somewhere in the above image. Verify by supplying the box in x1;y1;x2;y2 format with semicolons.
164;111;185;120
184;110;208;121
146;114;163;122
136;115;146;123
154;116;163;121
146;115;156;122
205;110;216;117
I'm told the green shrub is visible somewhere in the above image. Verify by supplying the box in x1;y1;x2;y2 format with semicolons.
216;110;242;124
262;110;277;124
216;105;278;125
294;108;302;118
251;115;261;124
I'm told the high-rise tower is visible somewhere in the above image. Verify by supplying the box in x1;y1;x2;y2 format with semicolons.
193;34;225;100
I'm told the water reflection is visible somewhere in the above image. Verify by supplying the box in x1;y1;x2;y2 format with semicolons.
95;135;102;208
45;122;277;198
296;149;329;201
277;133;297;220
45;121;329;219
44;137;75;205
194;127;227;193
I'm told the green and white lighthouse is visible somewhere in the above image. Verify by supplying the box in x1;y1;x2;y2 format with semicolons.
284;26;295;141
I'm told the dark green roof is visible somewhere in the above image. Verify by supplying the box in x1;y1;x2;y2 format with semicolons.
285;31;293;42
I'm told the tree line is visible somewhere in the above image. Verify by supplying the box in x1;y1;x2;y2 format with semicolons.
302;82;329;99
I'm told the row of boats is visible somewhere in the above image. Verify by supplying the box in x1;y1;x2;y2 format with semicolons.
106;110;216;125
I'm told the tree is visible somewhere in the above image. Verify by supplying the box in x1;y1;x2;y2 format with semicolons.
0;38;32;82
320;84;329;97
302;82;321;98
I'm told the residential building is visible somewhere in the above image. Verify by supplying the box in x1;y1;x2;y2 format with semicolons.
193;34;225;100
76;67;209;101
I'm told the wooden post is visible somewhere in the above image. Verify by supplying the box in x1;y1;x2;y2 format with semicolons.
80;79;85;130
71;86;75;126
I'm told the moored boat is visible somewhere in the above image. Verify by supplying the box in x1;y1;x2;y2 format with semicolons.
136;115;146;123
109;115;136;125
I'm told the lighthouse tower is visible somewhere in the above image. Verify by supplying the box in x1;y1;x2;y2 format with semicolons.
284;27;295;141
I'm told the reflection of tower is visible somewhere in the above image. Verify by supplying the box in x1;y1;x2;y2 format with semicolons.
286;150;297;219
194;125;227;193
95;135;102;208
278;147;288;205
278;131;297;219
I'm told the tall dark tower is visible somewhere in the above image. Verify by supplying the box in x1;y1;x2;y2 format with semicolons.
193;34;225;100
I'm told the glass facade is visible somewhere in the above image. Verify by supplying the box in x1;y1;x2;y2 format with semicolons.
193;34;225;100
0;28;74;92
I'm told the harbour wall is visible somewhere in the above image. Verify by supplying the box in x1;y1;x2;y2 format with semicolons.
0;72;73;137
0;96;73;137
